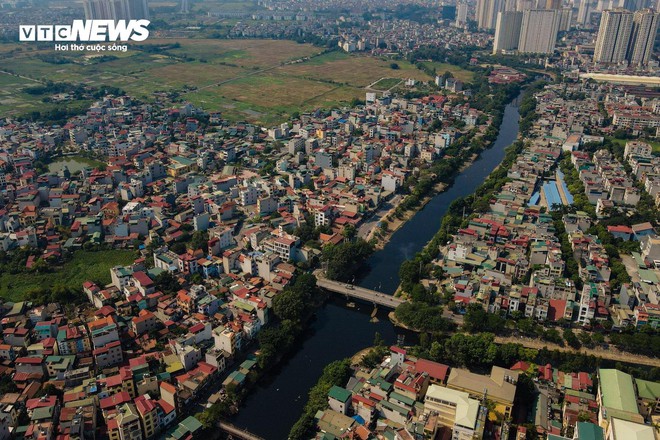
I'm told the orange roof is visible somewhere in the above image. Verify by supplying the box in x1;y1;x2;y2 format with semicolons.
160;381;177;394
88;316;115;331
133;309;155;323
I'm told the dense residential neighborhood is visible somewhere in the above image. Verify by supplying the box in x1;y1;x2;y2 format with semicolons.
428;81;660;329
0;70;505;439
0;0;659;439
309;346;659;440
429;80;660;332
0;77;658;440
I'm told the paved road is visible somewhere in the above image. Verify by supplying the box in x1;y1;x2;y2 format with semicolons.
621;255;642;284
0;70;44;84
494;335;660;367
385;298;658;367
358;195;402;239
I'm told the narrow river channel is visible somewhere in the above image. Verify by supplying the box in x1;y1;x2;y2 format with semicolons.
358;95;523;294
232;95;522;439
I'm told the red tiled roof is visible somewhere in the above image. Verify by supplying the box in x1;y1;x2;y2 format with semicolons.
135;395;157;414
100;391;131;410
132;271;154;287
16;357;43;365
414;358;449;382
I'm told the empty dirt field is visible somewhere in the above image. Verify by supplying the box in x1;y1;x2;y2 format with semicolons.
0;39;444;124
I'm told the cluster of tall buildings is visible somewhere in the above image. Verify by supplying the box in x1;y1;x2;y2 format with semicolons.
489;0;572;55
493;8;569;54
578;0;659;26
488;0;659;60
82;0;150;20
593;8;659;65
477;0;564;31
455;2;469;26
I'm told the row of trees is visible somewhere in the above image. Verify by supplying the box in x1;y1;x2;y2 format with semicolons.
288;359;353;440
20;102;94;126
394;301;456;333
407;45;478;70
610;329;660;357
411;332;529;370
322;239;374;281
464;292;660;356
25;285;86;306
258;274;318;369
559;156;596;217
410;331;660;381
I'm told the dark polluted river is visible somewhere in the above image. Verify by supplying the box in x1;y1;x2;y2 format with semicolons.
358;95;522;294
232;96;521;439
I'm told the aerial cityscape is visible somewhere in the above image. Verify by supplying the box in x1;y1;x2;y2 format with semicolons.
0;0;659;439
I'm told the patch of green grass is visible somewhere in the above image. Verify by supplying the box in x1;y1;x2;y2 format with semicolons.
304;50;350;65
278;54;432;88
0;72;47;115
191;0;264;12
48;156;106;173
608;136;660;154
0;74;35;88
186;74;363;125
420;62;474;82
371;77;402;90
0;250;136;301
608;137;626;147
649;140;660;153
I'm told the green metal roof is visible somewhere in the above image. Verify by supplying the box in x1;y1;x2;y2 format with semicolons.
388;391;415;407
576;422;604;440
328;385;351;403
632;252;646;268
240;359;257;371
234;300;256;312
227;371;246;384
380;399;409;416
31;406;54;421
172;156;195;166
115;267;132;277
179;416;203;434
638;269;659;284
598;369;639;414
635;378;660;401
